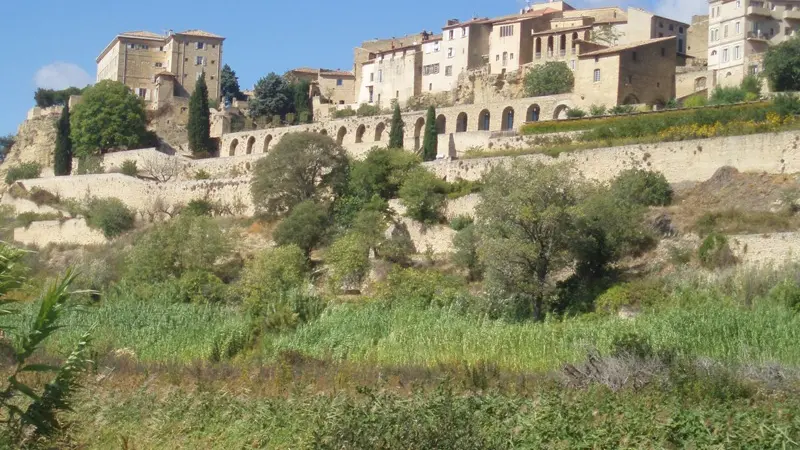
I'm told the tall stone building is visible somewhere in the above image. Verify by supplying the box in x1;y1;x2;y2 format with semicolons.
708;0;800;89
96;30;225;108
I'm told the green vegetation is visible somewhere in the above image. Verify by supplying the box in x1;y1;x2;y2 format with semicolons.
70;80;150;156
0;135;14;161
566;107;586;119
4;162;41;184
273;200;330;255
53;104;73;176
220;64;244;102
697;232;736;269
120;159;138;177
610;168;673;207
248;73;292;119
187;71;213;156
421;106;437;161
326;232;370;292
356;103;381;117
524;61;574;97
399;167;448;223
84;197;135;238
764;35;800;92
331;107;356;119
34;86;85;108
388;102;404;149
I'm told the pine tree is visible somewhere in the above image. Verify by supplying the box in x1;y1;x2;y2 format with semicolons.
220;64;243;102
388;103;404;149
188;72;212;156
53;104;72;176
422;106;438;161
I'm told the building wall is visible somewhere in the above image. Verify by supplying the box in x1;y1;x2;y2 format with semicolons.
170;35;223;100
626;8;688;52
616;41;678;105
318;74;356;105
676;67;711;99
489;21;525;73
421;39;451;93
687;15;709;62
96;42;121;82
576;54;621;107
368;48;422;107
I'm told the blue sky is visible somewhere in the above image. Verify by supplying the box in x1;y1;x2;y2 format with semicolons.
0;0;706;136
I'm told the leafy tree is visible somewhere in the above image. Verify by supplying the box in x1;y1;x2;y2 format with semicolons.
248;73;292;119
740;75;761;96
477;161;583;320
273;200;330;255
84;197;135;238
54;104;73;176
34;86;84;108
326;232;371;292
388;103;405;149
292;80;311;120
251;132;348;217
220;64;244;102
524;62;575;97
352;207;389;253
764;36;800;92
609;169;673;207
188;72;213;156
348;148;421;201
70;80;148;157
452;224;483;281
422;106;438;161
399;167;448;223
0;135;14;162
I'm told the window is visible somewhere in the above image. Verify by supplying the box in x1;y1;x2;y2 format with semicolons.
724;25;728;38
628;75;633;84
196;42;205;50
659;32;664;37
449;30;454;40
659;21;663;28
196;72;203;80
137;88;147;98
429;83;433;91
447;47;454;58
570;59;576;70
212;44;216;49
423;63;440;75
461;27;467;37
210;60;215;65
336;79;343;86
159;46;164;51
499;25;514;37
378;70;383;82
734;45;741;59
210;76;215;80
722;48;729;62
632;51;637;61
396;90;399;98
510;53;514;60
736;0;741;7
370;73;374;82
593;69;601;82
154;62;163;68
496;55;500;61
679;26;684;34
445;65;453;76
669;24;674;31
736;22;741;34
196;56;206;65
750;64;760;74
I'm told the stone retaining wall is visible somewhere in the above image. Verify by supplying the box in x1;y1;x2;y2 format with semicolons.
14;219;107;247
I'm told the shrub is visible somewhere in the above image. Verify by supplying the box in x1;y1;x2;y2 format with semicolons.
184;199;214;216
332;107;356;119
566;108;587;119
698;232;737;269
589;104;607;116
356;103;381;117
5;162;41;184
524;61;574;96
29;188;59;206
772;93;800;117
710;86;747;105
683;94;708;108
271;114;282;127
273;201;330;255
84;197;135;238
609;169;673;206
298;111;310;123
345;148;421;202
16;211;62;228
377;267;465;308
326;232;371;292
449;215;474;231
767;279;800;312
741;75;762;96
76;155;104;175
178;270;227;303
194;169;212;180
663;98;679;110
608;105;636;115
380;227;415;265
595;278;667;314
399;167;448;224
121;159;138;177
452;224;483;281
446;178;482;199
285;113;296;125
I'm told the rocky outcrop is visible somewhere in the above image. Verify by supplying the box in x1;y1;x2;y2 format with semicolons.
1;107;60;184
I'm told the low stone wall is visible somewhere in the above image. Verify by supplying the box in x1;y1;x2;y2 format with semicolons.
14;219;107;247
729;232;800;266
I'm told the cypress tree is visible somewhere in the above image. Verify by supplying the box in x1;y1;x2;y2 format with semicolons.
188;72;212;156
53;104;72;176
388;102;404;149
422;106;438;161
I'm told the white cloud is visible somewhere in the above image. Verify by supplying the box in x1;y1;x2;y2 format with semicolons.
34;62;93;90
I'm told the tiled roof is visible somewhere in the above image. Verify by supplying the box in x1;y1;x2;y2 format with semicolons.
178;29;224;39
119;31;166;40
289;68;355;77
579;36;676;57
492;8;559;25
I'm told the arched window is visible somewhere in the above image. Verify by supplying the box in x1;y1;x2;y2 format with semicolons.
374;122;386;141
527;104;541;122
502;107;515;131
478;110;491;131
246;136;255;155
456;112;468;132
436;115;447;134
336;126;347;145
229;139;238;156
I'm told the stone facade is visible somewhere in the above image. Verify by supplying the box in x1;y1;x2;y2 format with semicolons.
286;68;356;106
676;66;711;100
687;15;710;63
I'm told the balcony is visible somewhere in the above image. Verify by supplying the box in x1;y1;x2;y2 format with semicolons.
747;30;771;41
784;9;800;20
746;5;772;16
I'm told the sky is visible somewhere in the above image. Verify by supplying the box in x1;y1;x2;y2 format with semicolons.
0;0;707;136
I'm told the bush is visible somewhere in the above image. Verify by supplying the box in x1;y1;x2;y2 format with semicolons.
271;114;282;127
710;86;747;105
767;279;800;312
452;224;483;281
346;148;421;202
524;61;574;96
326;232;371;292
29;188;59;206
356;103;381;117
285;113;296;125
121;159;138;177
298;111;310;123
184;199;214;216
589;104;607;116
380;227;415;265
331;107;356;119
273;201;330;255
446;178;482;199
772;93;800;117
683;94;708;108
194;169;212;180
399;167;448;224
608;105;636;115
595;278;667;314
698;232;737;269
178;270;227;303
741;75;761;96
5;162;41;184
449;215;474;231
609;169;673;207
566;108;587;119
84;197;135;238
377;267;465;308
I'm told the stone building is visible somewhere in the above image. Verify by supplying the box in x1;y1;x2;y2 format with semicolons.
96;30;224;108
708;0;800;90
576;37;678;107
687;15;710;62
357;40;429;108
285;67;356;105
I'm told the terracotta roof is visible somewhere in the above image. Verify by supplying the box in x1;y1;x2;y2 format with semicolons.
177;29;225;39
119;31;166;40
579;36;676;57
319;70;355;78
442;17;491;30
492;8;559;25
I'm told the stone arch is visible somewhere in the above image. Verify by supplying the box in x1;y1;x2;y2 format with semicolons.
694;76;707;91
355;124;366;143
535;37;542;58
478;109;491;131
336;126;347;145
527;104;541;122
436;114;447;134
547;36;555;56
501;107;515;131
553;104;569;120
571;32;579;53
623;93;640;105
229;139;238;156
414;117;425;150
456;112;468;132
246;136;255;155
559;34;567;55
374;122;386;141
263;135;273;153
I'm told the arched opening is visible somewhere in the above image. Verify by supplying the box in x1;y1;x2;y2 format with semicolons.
623;94;640;105
478;109;491;131
246;136;255;155
414;117;425;151
336;126;347;145
229;139;238;156
571;32;578;54
355;124;366;143
584;30;590;41
547;36;554;57
320;129;328;136
694;77;707;91
501;107;515;131
535;37;542;58
526;104;541;122
263;135;272;153
456;112;468;132
559;34;567;56
553;104;569;120
374;122;386;142
436;114;447;134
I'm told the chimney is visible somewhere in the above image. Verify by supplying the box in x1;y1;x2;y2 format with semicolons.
446;19;460;26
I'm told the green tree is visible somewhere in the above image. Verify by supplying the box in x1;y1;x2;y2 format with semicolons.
34;86;84;108
220;64;243;102
273;200;330;255
188;72;213;156
84;197;135;238
609;169;673;207
0;135;14;161
422;106;438;161
251;132;348;217
326;232;371;292
399;167;448;224
347;148;421;201
248;73;291;119
389;103;405;149
764;36;800;92
524;62;575;97
53;105;72;176
292;80;311;120
452;224;483;281
70;80;148;157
